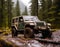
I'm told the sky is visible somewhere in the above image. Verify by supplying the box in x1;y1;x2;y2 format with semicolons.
20;0;31;15
20;0;30;6
12;0;31;15
12;0;31;7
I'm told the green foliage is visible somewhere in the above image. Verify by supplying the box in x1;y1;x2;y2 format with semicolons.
0;0;13;29
7;0;12;28
38;0;60;28
0;0;4;28
31;0;38;16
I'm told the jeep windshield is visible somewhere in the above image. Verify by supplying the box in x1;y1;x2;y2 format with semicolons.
25;21;35;25
23;16;40;22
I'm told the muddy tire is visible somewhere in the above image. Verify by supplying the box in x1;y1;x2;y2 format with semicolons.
24;27;35;38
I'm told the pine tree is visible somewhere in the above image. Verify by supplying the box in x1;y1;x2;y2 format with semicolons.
39;0;46;20
38;0;60;28
31;0;38;16
38;0;52;21
0;0;13;29
53;0;60;28
22;6;28;15
16;0;21;16
45;0;52;21
0;0;4;28
3;0;8;28
7;0;12;28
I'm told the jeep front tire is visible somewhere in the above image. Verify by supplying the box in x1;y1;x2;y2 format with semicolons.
24;27;35;38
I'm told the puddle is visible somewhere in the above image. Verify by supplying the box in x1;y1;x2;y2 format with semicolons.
8;38;25;46
25;40;44;47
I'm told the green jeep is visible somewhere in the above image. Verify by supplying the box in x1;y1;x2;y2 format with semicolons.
11;16;52;38
11;16;37;37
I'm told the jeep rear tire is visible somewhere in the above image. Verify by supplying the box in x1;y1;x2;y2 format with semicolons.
12;28;18;37
24;27;35;38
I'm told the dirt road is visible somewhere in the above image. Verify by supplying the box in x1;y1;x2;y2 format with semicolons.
0;30;60;47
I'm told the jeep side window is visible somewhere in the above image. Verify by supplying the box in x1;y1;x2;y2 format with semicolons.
19;17;23;22
16;18;18;22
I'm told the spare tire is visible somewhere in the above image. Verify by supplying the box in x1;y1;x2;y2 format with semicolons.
24;27;35;38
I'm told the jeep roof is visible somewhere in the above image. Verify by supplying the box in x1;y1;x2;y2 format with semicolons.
12;16;40;22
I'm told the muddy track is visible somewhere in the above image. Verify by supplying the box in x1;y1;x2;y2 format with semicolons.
0;30;60;47
0;37;60;47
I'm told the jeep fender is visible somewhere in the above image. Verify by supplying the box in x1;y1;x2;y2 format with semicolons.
11;26;17;30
